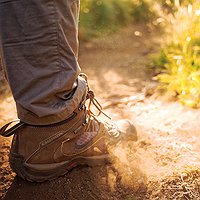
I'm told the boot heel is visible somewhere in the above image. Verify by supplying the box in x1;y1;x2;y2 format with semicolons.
9;151;26;180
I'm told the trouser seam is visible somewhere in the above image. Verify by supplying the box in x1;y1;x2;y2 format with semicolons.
52;0;69;91
52;0;61;90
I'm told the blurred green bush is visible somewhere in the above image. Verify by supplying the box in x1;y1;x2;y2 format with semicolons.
79;0;156;40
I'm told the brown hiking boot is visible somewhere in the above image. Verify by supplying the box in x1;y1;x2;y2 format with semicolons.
0;77;137;182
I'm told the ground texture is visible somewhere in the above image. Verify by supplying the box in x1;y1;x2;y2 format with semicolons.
0;25;200;200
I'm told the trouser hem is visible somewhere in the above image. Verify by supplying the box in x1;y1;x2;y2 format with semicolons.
17;76;87;125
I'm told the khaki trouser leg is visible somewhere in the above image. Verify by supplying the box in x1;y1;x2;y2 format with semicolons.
0;0;86;125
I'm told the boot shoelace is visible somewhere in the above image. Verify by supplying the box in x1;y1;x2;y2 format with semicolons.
85;90;120;138
81;72;117;135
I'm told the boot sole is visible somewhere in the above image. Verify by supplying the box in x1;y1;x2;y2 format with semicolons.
9;152;110;182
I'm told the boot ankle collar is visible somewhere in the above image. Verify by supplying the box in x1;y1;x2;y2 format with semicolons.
0;103;86;137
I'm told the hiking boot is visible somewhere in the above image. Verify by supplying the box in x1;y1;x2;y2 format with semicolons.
0;76;137;182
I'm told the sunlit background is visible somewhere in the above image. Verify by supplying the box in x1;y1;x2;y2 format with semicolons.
78;0;200;108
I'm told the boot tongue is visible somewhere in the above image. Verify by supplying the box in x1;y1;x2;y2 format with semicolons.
86;119;99;132
76;118;99;148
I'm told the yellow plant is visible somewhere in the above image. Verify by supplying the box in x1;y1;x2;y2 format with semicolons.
157;1;200;107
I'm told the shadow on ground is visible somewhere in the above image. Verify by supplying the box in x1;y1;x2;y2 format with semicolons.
3;166;147;200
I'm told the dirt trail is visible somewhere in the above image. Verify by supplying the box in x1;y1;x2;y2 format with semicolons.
1;25;200;200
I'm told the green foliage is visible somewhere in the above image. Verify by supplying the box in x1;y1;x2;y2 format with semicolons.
79;0;128;38
155;2;200;107
150;50;168;69
79;0;157;40
131;0;156;22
